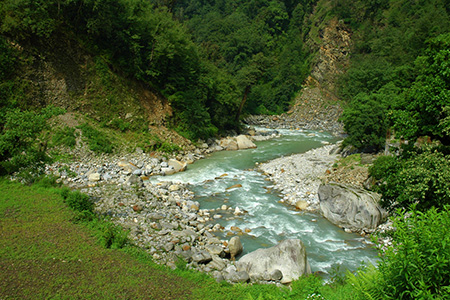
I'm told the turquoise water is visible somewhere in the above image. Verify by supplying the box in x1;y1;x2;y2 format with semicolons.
151;129;378;275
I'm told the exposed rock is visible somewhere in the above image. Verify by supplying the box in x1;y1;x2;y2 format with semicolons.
236;239;311;284
220;138;238;151
168;159;187;173
228;236;243;260
236;135;257;149
88;173;101;182
318;183;387;231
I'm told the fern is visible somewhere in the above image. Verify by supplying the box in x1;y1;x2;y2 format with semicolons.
346;264;384;300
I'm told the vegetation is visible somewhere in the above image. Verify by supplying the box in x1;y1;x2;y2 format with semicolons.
376;206;450;299
335;0;450;151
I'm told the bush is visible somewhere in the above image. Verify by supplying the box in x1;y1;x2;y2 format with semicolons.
52;126;77;147
97;222;128;249
378;207;450;299
370;150;450;211
78;123;113;153
63;190;94;213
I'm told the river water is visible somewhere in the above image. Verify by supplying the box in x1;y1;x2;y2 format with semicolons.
152;129;378;276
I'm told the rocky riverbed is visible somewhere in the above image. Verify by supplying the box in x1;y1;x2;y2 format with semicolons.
258;143;340;212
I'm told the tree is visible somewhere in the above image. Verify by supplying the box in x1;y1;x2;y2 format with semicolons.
341;93;388;152
393;33;450;143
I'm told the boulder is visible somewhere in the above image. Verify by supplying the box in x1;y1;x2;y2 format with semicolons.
168;159;187;173
220;138;238;151
318;183;387;231
236;239;311;283
228;236;243;260
118;160;137;173
236;135;257;150
88;172;101;182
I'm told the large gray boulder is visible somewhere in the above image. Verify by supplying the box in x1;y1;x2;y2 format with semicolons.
318;183;387;231
236;239;311;283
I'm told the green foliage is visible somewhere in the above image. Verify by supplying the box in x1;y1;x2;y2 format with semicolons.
0;107;62;175
392;33;450;143
346;264;384;300
52;126;77;147
370;150;450;211
341;93;388;151
78;123;113;153
95;221;128;249
337;0;450;150
377;207;450;299
107;118;131;132
62;189;94;214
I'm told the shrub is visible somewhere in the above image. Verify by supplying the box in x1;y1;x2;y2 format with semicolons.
52;126;77;147
370;150;450;211
63;190;94;213
96;222;128;249
377;207;450;299
78;123;113;153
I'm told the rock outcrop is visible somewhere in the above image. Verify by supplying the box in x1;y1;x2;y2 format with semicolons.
318;183;387;232
236;239;311;284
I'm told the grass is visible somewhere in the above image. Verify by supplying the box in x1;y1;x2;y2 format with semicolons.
0;179;197;299
0;179;365;299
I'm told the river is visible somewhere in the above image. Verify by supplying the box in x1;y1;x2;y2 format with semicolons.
151;128;378;276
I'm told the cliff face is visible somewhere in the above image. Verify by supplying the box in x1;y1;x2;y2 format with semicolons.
283;16;352;134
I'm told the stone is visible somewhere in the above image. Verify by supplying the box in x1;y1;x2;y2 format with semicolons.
236;239;311;284
132;169;142;176
205;245;225;257
125;175;144;187
88;173;101;182
226;184;242;190
220;138;238;151
168;159;187;173
118;160;137;173
236;135;257;150
192;250;212;264
228;236;243;260
132;205;143;212
318;183;387;231
295;200;309;210
225;269;250;283
270;269;283;281
207;255;227;271
161;167;176;175
169;184;181;192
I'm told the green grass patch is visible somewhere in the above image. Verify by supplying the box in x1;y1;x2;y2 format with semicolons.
52;126;77;148
78;123;113;153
